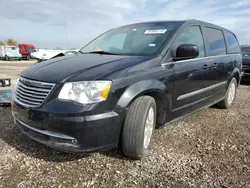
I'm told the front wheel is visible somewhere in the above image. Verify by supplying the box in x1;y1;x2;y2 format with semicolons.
217;77;237;109
5;56;9;61
122;96;156;159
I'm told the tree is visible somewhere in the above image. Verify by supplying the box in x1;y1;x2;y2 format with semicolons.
0;41;5;46
6;38;17;46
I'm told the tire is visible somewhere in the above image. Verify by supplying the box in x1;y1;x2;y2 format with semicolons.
5;56;9;61
122;96;157;159
217;77;237;109
26;55;30;60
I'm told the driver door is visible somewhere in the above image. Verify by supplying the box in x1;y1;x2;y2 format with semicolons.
172;25;211;116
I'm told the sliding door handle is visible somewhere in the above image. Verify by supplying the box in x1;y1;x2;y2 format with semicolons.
202;64;209;69
211;63;218;68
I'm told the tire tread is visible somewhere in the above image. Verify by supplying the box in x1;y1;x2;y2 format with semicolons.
122;96;156;159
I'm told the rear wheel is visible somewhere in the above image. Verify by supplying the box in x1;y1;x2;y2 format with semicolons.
217;77;237;109
122;96;156;159
26;55;30;60
5;56;9;61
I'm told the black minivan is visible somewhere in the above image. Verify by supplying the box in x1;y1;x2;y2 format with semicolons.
12;19;243;159
241;45;250;81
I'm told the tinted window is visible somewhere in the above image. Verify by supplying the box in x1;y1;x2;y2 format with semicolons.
224;31;240;54
99;33;126;51
80;21;183;56
203;27;226;56
174;26;205;58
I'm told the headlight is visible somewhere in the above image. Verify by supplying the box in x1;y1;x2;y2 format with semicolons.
58;81;112;104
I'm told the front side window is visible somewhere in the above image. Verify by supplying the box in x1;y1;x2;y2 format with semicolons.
203;27;226;56
173;26;205;58
224;31;240;54
80;22;184;56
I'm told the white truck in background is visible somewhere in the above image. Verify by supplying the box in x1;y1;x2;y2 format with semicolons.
0;46;22;61
31;49;79;62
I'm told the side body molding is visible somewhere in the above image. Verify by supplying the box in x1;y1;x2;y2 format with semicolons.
116;80;170;108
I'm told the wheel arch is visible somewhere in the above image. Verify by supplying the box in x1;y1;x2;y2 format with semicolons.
116;80;172;126
229;67;241;86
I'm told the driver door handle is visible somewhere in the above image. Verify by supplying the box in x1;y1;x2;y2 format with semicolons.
212;63;218;68
202;64;209;69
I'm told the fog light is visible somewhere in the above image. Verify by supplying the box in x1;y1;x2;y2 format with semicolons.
72;139;77;144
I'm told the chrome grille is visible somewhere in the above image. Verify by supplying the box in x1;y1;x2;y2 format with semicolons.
14;77;55;108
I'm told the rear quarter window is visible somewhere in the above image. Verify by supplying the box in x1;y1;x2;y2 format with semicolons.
224;31;240;54
203;27;226;56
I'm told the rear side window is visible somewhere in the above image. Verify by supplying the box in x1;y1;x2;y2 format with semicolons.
224;31;240;54
203;27;226;56
174;26;205;58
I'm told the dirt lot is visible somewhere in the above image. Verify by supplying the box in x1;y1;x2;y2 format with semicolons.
0;60;250;188
0;60;36;89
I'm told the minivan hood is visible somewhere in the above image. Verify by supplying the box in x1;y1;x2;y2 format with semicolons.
21;54;148;83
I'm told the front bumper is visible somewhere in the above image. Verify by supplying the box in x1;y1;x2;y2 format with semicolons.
12;101;126;153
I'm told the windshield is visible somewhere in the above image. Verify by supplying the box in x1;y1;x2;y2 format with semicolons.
80;22;183;56
241;47;250;57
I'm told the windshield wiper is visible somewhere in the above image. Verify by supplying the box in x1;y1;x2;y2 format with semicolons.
88;51;119;55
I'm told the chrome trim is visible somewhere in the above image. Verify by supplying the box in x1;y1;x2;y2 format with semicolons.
13;77;56;108
161;54;239;66
18;87;47;96
177;81;227;100
85;111;118;121
16;89;46;99
16;93;43;102
15;96;40;105
15;118;75;140
18;82;51;92
19;77;55;87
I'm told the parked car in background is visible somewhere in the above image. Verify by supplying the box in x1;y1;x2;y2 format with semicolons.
241;45;250;81
12;19;243;159
31;49;78;62
0;46;22;61
18;44;37;60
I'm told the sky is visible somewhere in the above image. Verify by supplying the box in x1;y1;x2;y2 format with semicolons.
1;0;250;49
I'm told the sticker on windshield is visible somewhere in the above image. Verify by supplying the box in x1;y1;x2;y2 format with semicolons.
148;44;156;47
144;29;167;34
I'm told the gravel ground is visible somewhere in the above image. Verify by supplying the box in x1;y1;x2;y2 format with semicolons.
0;60;250;187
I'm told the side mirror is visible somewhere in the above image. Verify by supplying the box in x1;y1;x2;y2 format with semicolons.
172;44;199;61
